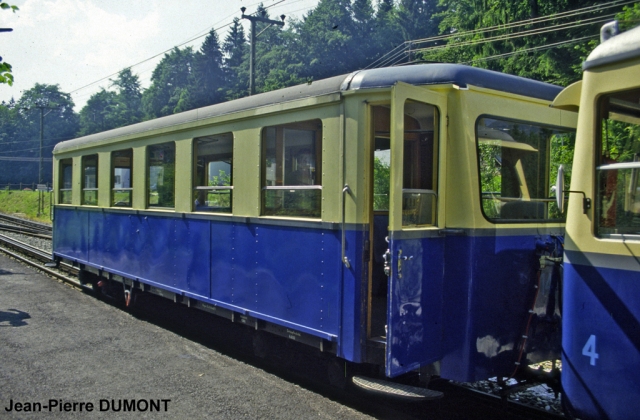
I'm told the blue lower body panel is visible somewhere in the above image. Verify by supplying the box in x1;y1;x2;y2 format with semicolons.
386;233;445;377
439;233;562;382
562;260;640;420
53;208;361;357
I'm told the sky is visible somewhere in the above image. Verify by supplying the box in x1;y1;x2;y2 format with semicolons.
0;0;321;110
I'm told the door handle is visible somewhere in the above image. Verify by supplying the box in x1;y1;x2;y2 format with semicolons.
397;249;413;279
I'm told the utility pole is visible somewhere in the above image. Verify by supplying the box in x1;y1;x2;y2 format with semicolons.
21;105;57;185
240;7;285;96
34;105;57;184
39;106;44;184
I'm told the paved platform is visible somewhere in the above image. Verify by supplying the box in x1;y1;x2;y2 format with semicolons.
0;253;372;419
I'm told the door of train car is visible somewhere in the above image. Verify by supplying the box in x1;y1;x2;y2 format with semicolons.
369;82;447;377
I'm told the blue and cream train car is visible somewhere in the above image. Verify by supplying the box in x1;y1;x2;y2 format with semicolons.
553;23;640;419
52;64;576;389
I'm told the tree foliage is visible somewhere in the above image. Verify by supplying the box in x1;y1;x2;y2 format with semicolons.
0;2;18;86
0;0;636;185
428;0;623;86
143;47;197;118
0;84;78;184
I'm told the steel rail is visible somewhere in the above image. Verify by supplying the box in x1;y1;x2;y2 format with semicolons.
0;213;53;233
0;233;85;290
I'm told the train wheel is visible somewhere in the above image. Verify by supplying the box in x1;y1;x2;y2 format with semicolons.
252;331;270;359
123;287;136;308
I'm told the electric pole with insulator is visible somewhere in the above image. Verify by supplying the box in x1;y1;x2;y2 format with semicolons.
240;7;285;96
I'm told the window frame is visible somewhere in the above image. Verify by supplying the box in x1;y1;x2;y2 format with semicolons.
81;154;98;206
475;114;575;224
261;119;323;218
147;142;176;209
193;133;234;213
594;88;640;238
111;148;133;208
59;158;73;205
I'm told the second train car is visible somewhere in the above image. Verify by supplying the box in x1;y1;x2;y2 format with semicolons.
553;22;640;419
52;63;576;392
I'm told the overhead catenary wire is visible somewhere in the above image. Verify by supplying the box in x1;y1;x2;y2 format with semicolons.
68;0;306;103
410;0;634;47
398;33;600;67
379;14;617;68
462;34;599;65
411;14;615;56
366;0;635;69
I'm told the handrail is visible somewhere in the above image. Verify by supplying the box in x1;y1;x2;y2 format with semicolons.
195;186;234;190
262;185;322;190
402;188;437;195
342;184;352;268
597;162;640;170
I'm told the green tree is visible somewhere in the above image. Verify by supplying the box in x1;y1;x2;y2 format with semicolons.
395;0;441;42
373;156;390;210
78;88;119;135
294;0;356;80
0;2;18;86
110;68;143;126
371;0;404;63
142;47;197;118
192;29;225;108
222;18;248;99
11;84;78;184
617;3;640;31
430;0;627;86
251;4;292;94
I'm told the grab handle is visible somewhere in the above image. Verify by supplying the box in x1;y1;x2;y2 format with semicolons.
342;184;352;268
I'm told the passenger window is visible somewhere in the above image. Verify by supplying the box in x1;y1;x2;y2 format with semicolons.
82;155;98;205
262;120;322;218
477;117;575;222
147;142;175;208
596;88;640;236
112;149;132;207
373;106;391;211
59;158;73;204
371;103;438;225
401;101;438;227
193;133;233;213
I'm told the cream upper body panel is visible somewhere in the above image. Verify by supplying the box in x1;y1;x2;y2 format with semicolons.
564;25;640;258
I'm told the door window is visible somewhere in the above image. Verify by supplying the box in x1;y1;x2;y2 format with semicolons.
596;88;640;236
401;101;438;227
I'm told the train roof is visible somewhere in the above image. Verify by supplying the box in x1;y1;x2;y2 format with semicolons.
583;24;640;71
54;63;562;154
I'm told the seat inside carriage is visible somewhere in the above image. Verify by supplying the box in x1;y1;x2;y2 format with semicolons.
500;200;546;219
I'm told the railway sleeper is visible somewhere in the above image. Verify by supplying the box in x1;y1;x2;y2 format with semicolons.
494;364;562;400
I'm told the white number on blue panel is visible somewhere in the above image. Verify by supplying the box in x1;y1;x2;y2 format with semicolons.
582;335;599;366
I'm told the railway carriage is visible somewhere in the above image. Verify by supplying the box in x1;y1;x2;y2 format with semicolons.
553;23;640;419
52;63;576;391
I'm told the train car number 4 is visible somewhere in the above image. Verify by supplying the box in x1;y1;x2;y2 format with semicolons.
582;335;599;366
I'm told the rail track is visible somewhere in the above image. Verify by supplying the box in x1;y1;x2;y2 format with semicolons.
0;213;52;238
0;215;564;420
0;231;82;290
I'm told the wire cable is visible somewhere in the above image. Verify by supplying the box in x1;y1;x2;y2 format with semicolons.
463;34;599;65
369;0;633;68
68;0;312;101
410;0;635;47
412;14;614;56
